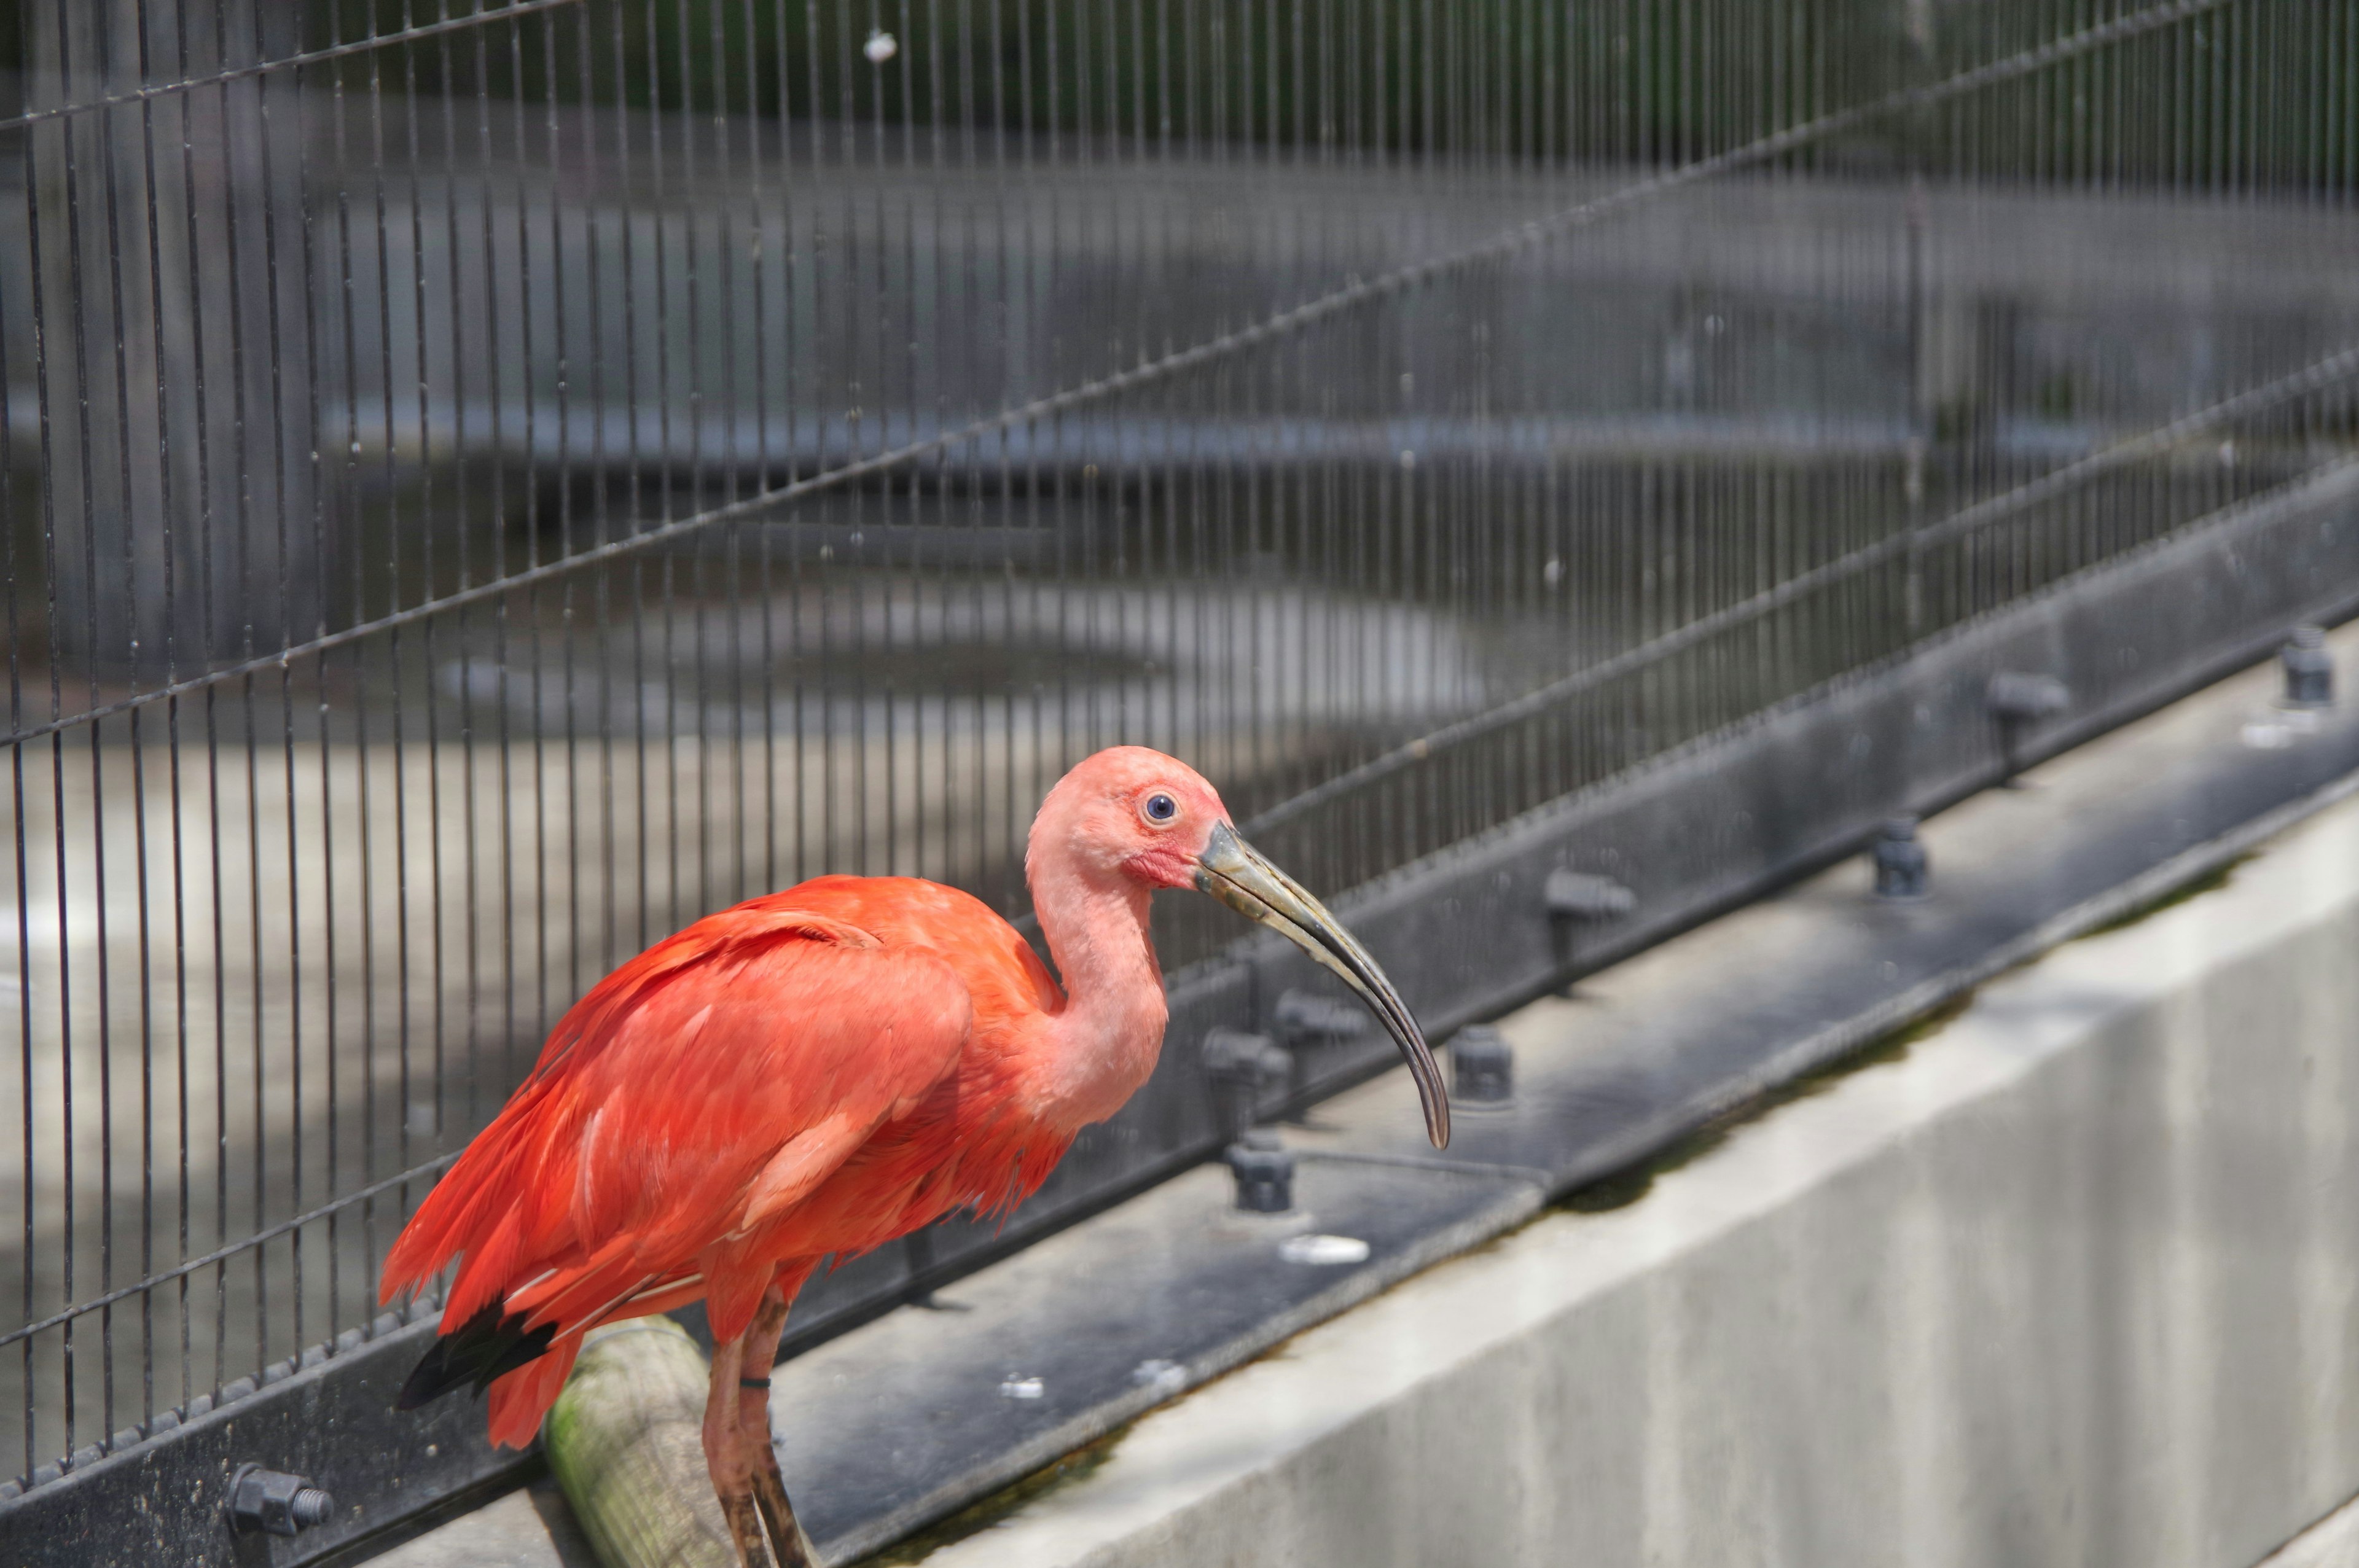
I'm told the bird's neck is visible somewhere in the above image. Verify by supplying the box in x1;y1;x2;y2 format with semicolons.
1031;872;1168;1131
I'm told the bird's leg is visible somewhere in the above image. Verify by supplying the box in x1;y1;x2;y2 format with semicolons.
703;1331;778;1568
738;1292;822;1567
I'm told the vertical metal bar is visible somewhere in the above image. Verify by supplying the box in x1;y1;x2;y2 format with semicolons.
580;0;623;990
371;0;416;1301
85;0;159;1446
434;0;482;1147
479;0;518;1098
717;0;753;908
157;0;202;1427
123;0;181;1432
508;0;553;1099
614;0;653;967
401;0;452;1176
671;0;712;924
244;0;305;1370
757;0;793;905
324;0;376;1333
39;0;103;1459
283;15;340;1376
2;0;39;1472
188;0;232;1409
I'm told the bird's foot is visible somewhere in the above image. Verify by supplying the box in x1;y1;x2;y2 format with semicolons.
737;1290;820;1565
751;1462;823;1567
721;1484;780;1568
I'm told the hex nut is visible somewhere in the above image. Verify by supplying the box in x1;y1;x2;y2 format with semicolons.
229;1464;335;1537
1224;1142;1294;1214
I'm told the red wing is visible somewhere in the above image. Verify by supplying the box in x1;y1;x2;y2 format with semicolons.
381;902;972;1341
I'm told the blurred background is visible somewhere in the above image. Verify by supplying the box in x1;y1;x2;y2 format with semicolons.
0;0;2353;1543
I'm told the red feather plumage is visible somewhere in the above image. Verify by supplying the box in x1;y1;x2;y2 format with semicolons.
380;875;1075;1446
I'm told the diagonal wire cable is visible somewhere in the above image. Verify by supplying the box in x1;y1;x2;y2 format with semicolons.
0;0;2248;753
12;341;2348;1356
0;1;585;135
0;1153;458;1352
1243;344;2359;837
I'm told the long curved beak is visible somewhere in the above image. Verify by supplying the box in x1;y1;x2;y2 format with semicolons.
1193;822;1449;1149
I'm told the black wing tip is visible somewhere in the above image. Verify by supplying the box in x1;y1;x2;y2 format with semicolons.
393;1346;451;1411
487;1319;559;1387
394;1302;557;1410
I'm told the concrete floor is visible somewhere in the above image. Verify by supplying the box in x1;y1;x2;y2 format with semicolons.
385;1473;2359;1568
364;1475;598;1568
2255;1491;2359;1568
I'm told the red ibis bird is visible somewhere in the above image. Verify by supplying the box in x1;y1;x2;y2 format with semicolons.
381;746;1446;1566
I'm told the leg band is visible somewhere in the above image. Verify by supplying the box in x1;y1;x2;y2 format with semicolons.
739;1375;772;1389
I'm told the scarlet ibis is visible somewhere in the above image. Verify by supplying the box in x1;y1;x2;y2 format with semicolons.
381;746;1446;1566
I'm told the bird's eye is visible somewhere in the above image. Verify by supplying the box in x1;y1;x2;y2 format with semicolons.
1141;792;1178;825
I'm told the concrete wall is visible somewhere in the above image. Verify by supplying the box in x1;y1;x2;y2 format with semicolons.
919;788;2359;1568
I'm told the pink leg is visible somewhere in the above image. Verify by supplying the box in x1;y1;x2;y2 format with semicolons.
738;1292;821;1567
702;1331;777;1568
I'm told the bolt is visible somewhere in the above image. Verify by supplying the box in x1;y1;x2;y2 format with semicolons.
1872;817;1928;901
1202;1028;1291;1142
1986;671;2070;783
229;1464;334;1537
1449;1024;1514;1107
1267;994;1365;1127
1544;870;1636;989
1985;671;2070;722
1273;989;1368;1045
1224;1140;1294;1213
1202;1028;1289;1084
2281;626;2333;709
1543;871;1636;922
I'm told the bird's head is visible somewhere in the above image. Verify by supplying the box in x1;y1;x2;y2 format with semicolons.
1032;746;1449;1148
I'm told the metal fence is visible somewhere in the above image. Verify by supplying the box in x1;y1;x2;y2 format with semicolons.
0;0;2354;1541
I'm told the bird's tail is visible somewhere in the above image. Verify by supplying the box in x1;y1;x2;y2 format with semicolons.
396;1277;699;1448
394;1301;558;1418
485;1337;583;1448
395;1298;585;1449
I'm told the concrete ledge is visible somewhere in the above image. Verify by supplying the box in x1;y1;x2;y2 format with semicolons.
915;788;2359;1567
2256;1488;2359;1568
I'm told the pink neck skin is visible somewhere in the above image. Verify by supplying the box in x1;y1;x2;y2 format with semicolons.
1027;862;1169;1132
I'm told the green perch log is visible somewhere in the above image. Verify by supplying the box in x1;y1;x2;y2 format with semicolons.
544;1317;743;1568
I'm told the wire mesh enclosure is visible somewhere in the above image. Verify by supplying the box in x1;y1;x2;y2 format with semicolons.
0;0;2355;1519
